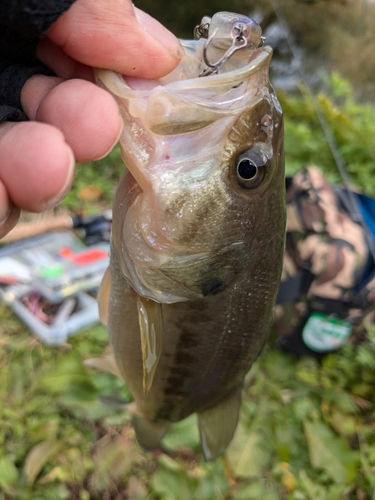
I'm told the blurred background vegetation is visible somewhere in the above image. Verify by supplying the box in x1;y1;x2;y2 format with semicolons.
1;0;375;499
136;0;375;102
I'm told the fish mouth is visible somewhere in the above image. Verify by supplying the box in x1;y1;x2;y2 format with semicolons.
123;44;272;90
97;43;274;195
96;44;273;101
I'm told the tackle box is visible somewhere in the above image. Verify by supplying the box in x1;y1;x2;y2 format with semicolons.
0;231;109;301
0;231;109;344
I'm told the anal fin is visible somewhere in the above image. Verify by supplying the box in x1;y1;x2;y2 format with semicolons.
198;387;242;461
133;414;169;451
137;296;164;396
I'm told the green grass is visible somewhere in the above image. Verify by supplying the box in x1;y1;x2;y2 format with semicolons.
1;304;375;499
1;74;375;499
279;72;375;193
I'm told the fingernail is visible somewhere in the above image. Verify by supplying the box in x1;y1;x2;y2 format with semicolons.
134;8;184;59
0;204;20;239
41;146;75;210
0;201;10;224
0;185;13;226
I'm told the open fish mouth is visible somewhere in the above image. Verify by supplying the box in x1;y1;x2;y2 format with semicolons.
96;42;274;194
96;9;275;209
97;44;273;142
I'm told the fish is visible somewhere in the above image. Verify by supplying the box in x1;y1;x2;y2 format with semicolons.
95;12;285;460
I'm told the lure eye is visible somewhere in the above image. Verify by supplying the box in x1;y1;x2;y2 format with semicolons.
235;148;267;189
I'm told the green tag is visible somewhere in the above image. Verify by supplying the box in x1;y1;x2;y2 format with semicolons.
40;264;64;279
302;312;352;353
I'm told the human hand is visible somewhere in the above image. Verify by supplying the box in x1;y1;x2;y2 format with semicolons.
0;0;183;237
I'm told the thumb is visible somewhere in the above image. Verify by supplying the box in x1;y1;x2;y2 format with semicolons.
47;0;184;78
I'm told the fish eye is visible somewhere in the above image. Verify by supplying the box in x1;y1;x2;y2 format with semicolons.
235;148;267;189
237;158;257;179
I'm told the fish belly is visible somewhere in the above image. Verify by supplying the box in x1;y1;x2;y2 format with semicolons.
108;242;277;458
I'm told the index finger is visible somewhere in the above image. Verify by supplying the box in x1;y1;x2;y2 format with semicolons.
47;0;184;79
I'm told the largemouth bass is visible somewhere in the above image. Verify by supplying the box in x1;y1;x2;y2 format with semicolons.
96;12;285;460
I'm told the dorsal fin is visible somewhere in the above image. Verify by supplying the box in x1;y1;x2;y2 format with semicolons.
137;296;164;396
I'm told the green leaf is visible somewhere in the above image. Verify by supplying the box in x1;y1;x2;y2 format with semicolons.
151;468;193;500
193;477;218;500
359;445;375;490
157;454;183;472
40;357;98;400
298;470;348;500
24;439;60;484
92;437;135;491
162;415;200;451
227;421;269;478
303;420;357;483
0;455;18;492
298;469;329;500
236;482;265;499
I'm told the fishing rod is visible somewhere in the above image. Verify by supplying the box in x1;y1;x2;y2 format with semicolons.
269;0;375;267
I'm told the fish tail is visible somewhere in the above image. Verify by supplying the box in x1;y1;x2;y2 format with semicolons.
197;387;242;461
133;414;169;451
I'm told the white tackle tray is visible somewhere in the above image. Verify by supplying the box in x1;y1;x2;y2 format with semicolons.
0;231;109;344
0;231;109;301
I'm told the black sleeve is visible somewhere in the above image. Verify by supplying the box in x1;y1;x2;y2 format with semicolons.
0;0;77;123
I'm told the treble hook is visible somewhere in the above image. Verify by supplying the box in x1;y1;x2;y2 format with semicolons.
200;30;248;76
194;16;211;40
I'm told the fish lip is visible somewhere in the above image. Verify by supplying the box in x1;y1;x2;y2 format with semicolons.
168;44;273;88
95;45;273;98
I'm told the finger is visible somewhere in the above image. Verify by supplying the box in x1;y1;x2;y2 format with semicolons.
21;76;122;163
0;181;20;240
21;75;64;122
47;0;183;78
0;121;75;213
36;38;95;81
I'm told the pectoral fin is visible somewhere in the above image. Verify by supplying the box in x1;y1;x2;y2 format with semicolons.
97;266;111;326
133;414;169;451
137;296;164;396
198;387;242;461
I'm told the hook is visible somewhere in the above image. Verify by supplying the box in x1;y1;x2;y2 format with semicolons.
200;30;248;77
